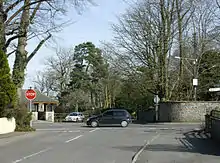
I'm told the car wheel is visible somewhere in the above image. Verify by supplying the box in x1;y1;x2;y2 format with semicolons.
91;121;98;127
121;120;128;127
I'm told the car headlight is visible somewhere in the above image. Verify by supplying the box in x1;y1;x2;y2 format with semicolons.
86;118;90;121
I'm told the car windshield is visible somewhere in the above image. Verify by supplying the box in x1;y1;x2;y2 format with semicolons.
69;113;77;116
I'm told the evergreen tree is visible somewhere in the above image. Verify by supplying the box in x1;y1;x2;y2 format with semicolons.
0;50;16;117
198;50;220;100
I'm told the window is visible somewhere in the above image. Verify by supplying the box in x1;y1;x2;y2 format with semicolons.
103;111;113;116
69;113;77;116
32;104;38;112
114;111;126;117
47;104;53;112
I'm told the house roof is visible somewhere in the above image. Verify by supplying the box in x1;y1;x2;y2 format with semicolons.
21;89;58;104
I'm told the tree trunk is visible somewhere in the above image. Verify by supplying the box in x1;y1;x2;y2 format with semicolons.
104;85;109;108
176;0;184;100
90;90;94;108
160;0;168;100
75;103;79;112
159;0;174;101
0;1;6;52
12;0;30;90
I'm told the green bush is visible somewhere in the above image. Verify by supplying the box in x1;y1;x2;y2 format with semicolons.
15;125;36;132
14;104;35;132
0;50;16;118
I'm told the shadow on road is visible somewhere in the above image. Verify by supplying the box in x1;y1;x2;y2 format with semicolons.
113;130;220;157
180;130;220;156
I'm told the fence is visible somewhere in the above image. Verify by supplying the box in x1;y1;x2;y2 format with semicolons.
205;110;220;142
205;110;220;132
210;110;220;118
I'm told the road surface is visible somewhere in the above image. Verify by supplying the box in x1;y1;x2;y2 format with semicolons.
0;122;219;163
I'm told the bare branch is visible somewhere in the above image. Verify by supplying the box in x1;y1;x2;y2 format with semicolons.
5;34;26;48
216;0;220;8
5;0;47;25
5;27;19;35
7;50;16;57
5;0;23;13
30;2;42;23
27;33;52;63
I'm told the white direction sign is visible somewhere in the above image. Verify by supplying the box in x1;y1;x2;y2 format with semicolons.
154;95;160;104
209;88;220;92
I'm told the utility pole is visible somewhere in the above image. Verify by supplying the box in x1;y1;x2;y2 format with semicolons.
193;60;198;101
193;33;198;101
154;92;160;122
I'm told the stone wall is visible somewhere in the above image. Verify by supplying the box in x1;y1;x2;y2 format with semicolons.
159;101;220;122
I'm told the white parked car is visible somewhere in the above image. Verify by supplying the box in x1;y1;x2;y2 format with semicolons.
65;112;84;122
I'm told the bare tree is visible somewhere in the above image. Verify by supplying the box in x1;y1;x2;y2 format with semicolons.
109;0;177;100
0;0;95;92
33;70;56;96
45;47;74;94
33;47;74;100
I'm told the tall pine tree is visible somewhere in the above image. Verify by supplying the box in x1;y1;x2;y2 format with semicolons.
0;50;16;117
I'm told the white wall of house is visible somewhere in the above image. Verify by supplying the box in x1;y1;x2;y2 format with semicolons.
45;111;54;122
0;117;16;134
32;112;38;121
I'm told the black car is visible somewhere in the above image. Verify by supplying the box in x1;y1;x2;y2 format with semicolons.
86;109;132;127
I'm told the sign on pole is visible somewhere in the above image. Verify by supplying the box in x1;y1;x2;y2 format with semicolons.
25;88;36;127
154;95;160;104
209;88;220;92
193;79;198;86
154;95;160;122
25;89;36;100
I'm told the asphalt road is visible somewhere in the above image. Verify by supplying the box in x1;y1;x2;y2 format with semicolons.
0;122;219;163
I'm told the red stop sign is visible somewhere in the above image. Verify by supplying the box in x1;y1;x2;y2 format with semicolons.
25;89;36;100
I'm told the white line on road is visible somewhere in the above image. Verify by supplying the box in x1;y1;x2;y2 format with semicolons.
36;128;68;131
65;135;83;143
51;130;80;133
12;148;51;163
131;133;160;163
89;128;100;133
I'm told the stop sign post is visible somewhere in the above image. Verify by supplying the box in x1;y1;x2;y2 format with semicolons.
25;88;36;101
25;88;36;127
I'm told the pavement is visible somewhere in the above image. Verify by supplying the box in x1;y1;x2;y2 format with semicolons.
0;122;219;163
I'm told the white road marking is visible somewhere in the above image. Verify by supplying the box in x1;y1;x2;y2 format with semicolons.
65;135;83;143
36;128;68;131
131;133;160;163
40;130;81;133
12;148;51;163
89;128;100;133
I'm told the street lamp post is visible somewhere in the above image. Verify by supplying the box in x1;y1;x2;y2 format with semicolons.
174;56;198;101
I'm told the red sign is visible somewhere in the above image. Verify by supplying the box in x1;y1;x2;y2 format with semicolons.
25;89;36;100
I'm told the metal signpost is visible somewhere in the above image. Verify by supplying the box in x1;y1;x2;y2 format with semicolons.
154;95;160;122
25;87;36;127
